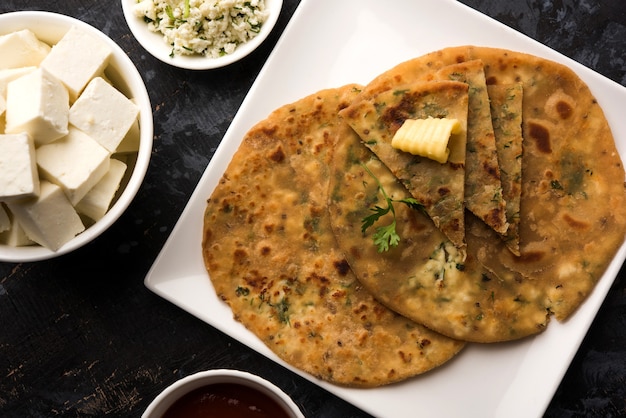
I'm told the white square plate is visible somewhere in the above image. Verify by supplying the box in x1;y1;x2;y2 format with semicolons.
145;0;626;416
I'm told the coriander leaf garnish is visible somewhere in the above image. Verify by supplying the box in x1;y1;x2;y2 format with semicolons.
360;163;423;252
372;221;400;252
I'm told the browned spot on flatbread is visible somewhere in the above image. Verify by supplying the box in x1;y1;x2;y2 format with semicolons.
518;251;546;264
234;248;248;263
438;187;450;197
333;259;351;276
485;207;506;230
381;89;452;129
563;214;590;230
261;125;278;136
528;122;552;153
349;246;362;260
483;158;499;179
269;146;285;162
556;101;573;119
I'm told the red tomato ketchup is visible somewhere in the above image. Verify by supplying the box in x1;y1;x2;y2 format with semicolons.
161;383;293;418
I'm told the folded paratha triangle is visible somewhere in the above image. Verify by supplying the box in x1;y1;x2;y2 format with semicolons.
339;80;469;248
433;60;509;236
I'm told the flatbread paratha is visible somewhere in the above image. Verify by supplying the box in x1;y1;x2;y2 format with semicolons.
329;46;626;342
329;127;547;342
339;80;469;247
434;60;508;236
202;85;464;387
488;83;524;255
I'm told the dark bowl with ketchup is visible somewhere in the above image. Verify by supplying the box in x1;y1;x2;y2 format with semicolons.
142;369;304;418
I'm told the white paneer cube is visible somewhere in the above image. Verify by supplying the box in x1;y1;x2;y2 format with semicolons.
115;117;140;153
69;77;139;153
0;93;5;117
76;158;127;221
0;213;35;247
0;66;37;98
0;204;9;233
5;68;69;145
6;181;84;251
37;127;111;205
40;26;112;102
0;29;51;70
0;133;40;201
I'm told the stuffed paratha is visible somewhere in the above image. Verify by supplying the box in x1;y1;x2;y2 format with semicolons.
339;80;469;248
434;60;508;236
329;126;546;342
329;46;626;342
488;83;524;255
202;85;464;387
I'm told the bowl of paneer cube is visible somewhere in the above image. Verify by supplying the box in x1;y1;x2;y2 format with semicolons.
0;11;153;262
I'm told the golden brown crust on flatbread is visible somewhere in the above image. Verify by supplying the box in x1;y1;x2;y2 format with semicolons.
329;46;626;342
202;85;464;387
329;128;550;342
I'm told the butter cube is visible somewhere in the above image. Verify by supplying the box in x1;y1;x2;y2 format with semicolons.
0;66;37;98
76;158;127;221
0;212;35;247
391;117;461;164
69;77;139;152
5;68;69;145
37;127;111;205
0;204;9;233
40;26;112;101
6;181;85;251
0;133;40;201
0;29;51;70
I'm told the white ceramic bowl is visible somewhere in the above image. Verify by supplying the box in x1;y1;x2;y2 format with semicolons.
0;11;153;262
142;369;304;418
121;0;283;70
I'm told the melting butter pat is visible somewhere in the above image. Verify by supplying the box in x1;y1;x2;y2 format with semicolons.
391;117;461;163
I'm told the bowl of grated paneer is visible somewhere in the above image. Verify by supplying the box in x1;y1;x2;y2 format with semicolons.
122;0;283;70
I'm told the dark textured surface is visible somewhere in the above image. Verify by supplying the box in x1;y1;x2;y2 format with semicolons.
1;1;625;417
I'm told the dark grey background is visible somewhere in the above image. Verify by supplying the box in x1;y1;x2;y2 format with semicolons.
1;1;624;417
